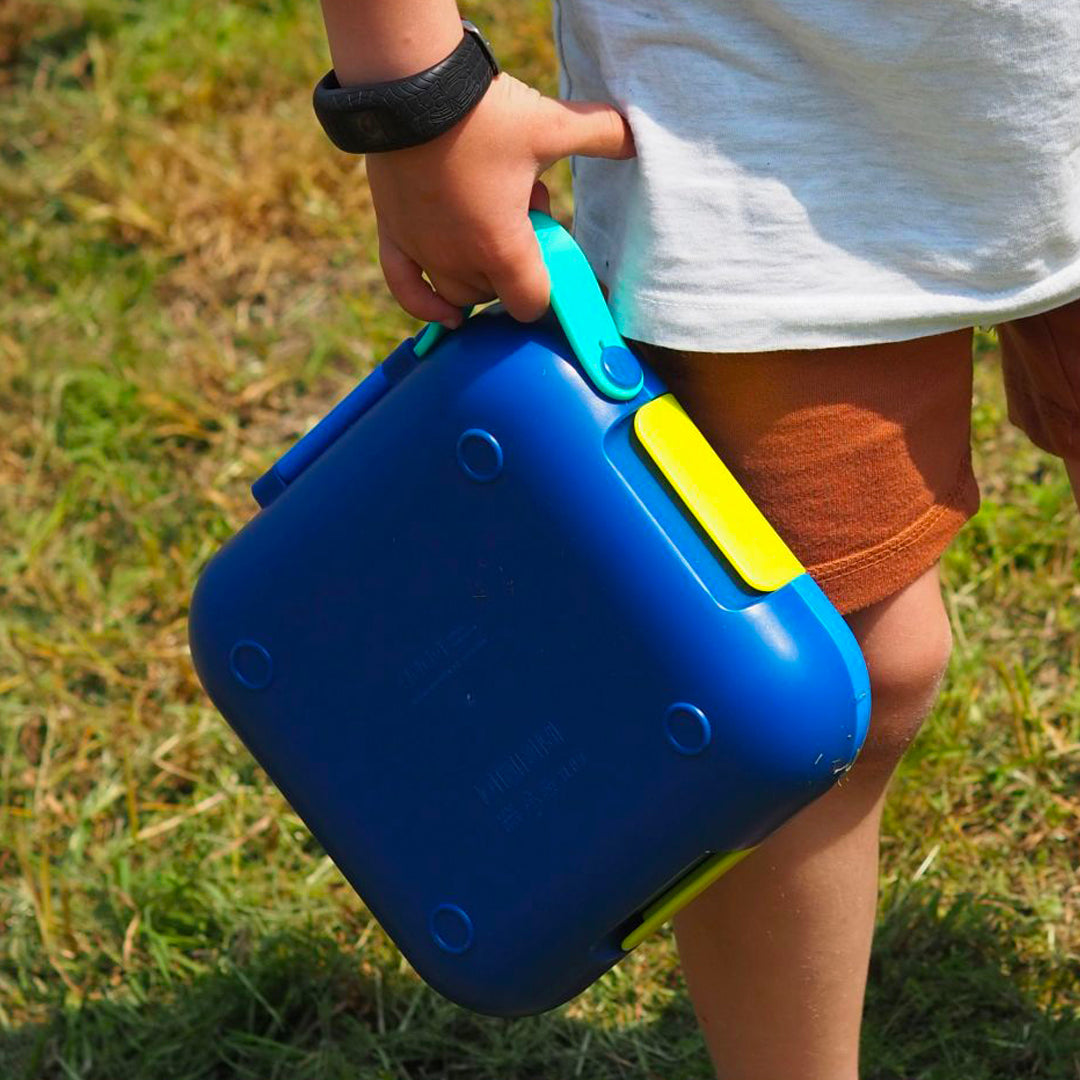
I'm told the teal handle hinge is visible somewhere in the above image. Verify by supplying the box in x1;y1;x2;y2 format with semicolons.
413;212;643;402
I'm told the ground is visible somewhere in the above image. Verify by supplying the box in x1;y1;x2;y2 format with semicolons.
1;2;1077;1077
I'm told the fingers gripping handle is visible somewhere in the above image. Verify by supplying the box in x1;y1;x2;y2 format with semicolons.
413;212;644;401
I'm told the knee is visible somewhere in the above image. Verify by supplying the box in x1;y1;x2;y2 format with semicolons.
849;594;953;778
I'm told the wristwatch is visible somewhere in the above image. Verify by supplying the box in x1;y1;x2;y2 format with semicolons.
313;20;500;154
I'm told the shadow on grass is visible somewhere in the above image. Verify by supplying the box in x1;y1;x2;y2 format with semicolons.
863;884;1080;1080
4;885;1077;1080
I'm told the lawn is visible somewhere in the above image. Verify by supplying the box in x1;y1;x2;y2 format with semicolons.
1;2;1078;1078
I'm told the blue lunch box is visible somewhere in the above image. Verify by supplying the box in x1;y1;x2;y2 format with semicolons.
189;213;871;1017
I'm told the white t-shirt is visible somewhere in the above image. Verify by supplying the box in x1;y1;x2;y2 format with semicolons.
555;0;1080;351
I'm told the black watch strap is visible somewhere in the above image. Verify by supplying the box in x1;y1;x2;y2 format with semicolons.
313;21;500;154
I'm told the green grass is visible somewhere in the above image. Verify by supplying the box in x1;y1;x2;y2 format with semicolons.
1;3;1078;1078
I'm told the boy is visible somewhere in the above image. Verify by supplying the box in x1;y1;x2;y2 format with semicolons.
317;2;1080;1076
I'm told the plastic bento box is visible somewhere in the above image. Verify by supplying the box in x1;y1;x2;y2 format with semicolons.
189;212;871;1017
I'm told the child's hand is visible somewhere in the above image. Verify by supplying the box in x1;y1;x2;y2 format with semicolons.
366;73;635;327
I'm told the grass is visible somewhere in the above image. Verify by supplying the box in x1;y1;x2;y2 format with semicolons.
1;2;1078;1077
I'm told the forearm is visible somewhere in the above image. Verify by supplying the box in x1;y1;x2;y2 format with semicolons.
319;0;464;83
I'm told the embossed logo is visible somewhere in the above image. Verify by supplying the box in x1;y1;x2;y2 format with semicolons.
398;621;489;704
473;722;565;806
473;721;589;834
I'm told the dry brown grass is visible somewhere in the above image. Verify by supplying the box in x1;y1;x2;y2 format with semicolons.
1;3;1077;1078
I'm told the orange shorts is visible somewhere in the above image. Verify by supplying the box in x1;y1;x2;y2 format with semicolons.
633;297;1080;615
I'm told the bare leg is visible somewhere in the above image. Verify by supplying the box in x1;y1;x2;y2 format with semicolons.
673;563;953;1080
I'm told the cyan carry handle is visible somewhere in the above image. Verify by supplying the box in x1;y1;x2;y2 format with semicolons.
413;211;644;401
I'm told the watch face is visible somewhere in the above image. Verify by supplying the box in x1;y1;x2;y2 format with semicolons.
352;108;390;144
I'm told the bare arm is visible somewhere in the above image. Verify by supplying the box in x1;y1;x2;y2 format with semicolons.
317;1;635;326
319;0;463;83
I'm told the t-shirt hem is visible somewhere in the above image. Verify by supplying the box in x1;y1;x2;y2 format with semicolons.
573;221;1080;353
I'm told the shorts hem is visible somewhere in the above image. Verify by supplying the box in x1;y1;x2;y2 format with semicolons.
1006;388;1080;460
804;452;981;615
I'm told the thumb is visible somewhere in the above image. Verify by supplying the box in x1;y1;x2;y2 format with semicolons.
533;98;636;166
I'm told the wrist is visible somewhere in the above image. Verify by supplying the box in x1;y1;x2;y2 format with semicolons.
313;21;500;155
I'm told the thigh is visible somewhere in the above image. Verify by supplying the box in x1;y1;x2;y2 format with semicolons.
632;332;980;614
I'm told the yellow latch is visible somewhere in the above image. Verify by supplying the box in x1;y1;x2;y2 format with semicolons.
633;395;803;593
621;848;755;951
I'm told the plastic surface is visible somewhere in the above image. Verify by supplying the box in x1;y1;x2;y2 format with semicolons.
252;337;419;508
410;214;643;401
191;261;871;1019
634;394;804;592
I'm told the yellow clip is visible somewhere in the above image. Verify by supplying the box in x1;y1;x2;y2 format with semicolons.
621;848;755;951
633;395;803;593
